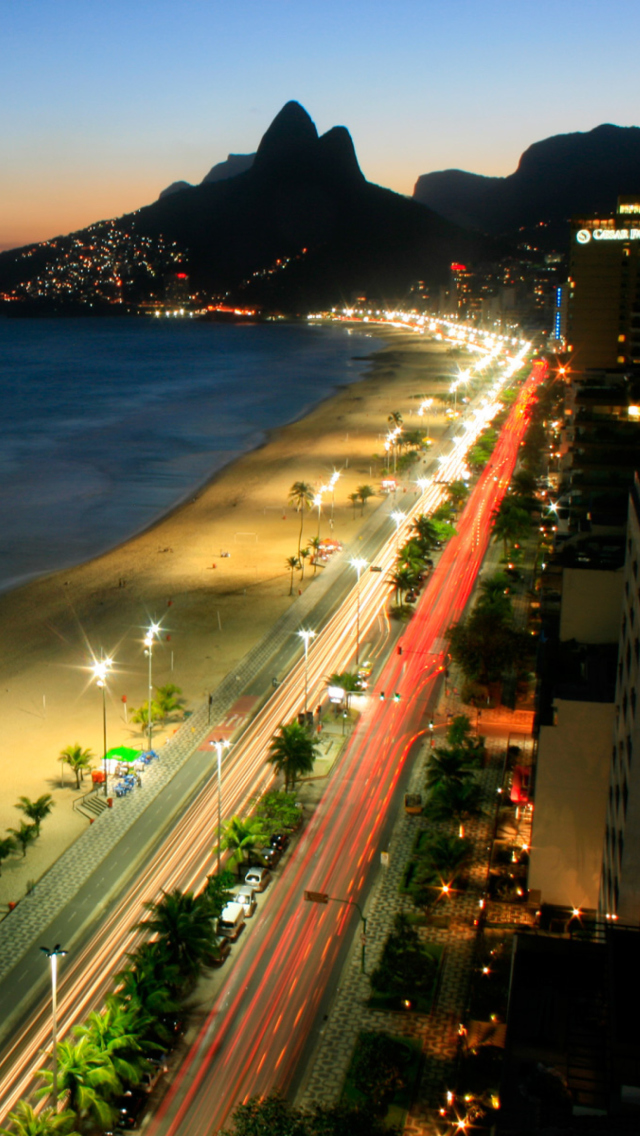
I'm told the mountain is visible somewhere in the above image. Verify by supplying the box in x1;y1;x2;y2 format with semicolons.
0;101;497;314
159;153;255;199
413;124;640;240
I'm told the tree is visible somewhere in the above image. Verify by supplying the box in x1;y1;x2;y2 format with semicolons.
411;515;440;550
307;536;322;575
289;481;314;558
254;790;302;834
491;501;531;558
131;700;162;730
448;609;532;686
425;748;474;792
298;547;310;580
75;1003;148;1089
202;870;236;920
285;555;300;596
37;1036;119;1128
350;1032;410;1113
347;492;360;520
387;411;403;428
154;683;184;720
356;485;374;514
59;745;94;790
446;479;469;511
0;1100;80;1136
15;794;54;834
138;888;221;978
8;821;37;858
425;779;484;833
388;567;416;605
267;722;320;792
326;671;361;706
220;816;267;876
0;836;15;875
113;942;181;1039
414;833;473;888
222;1094;396;1136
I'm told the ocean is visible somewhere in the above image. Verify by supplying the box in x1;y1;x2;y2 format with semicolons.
0;317;380;593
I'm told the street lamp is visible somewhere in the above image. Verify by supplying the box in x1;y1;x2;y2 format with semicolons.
297;628;316;714
92;654;114;796
144;622;161;751
350;557;368;664
391;510;406;546
209;739;230;875
329;470;340;522
40;944;67;1105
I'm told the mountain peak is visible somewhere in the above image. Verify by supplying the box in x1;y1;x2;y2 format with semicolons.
254;101;319;170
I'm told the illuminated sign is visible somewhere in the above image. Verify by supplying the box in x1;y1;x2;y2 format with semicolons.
618;202;640;214
576;227;640;243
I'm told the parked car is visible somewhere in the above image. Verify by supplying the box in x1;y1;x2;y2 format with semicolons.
270;832;289;852
211;936;231;965
218;901;246;940
245;866;271;892
112;1090;147;1130
234;884;257;917
405;591;418;603
259;846;281;869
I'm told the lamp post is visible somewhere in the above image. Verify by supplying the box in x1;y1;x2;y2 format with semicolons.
92;654;113;796
209;739;230;875
297;629;316;714
144;622;161;752
329;470;340;522
40;943;67;1105
350;557;368;665
391;510;406;547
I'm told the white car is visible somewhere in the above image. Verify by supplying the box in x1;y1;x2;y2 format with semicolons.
245;866;271;892
234;885;257;917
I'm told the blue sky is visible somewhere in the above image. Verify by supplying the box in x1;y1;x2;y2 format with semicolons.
2;0;639;248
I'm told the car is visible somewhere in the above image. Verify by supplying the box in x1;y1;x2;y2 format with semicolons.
211;936;231;965
259;846;281;869
245;866;271;892
270;832;289;852
235;884;257;916
112;1090;147;1130
405;591;418;603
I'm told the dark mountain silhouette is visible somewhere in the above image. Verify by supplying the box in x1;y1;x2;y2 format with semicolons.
160;153;255;199
413;124;640;241
0;101;497;313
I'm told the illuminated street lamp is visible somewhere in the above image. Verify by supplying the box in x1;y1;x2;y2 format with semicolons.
92;654;114;796
40;944;67;1105
391;510;406;546
144;622;161;751
297;628;316;714
350;557;368;664
329;470;341;521
209;739;231;875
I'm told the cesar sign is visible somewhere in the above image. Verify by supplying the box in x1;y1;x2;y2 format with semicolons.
576;228;640;244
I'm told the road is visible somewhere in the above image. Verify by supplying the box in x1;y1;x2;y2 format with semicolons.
148;359;546;1135
0;349;540;1123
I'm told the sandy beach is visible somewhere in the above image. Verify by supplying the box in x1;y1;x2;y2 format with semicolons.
0;330;455;905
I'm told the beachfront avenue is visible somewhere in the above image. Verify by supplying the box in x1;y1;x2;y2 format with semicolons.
0;332;533;1129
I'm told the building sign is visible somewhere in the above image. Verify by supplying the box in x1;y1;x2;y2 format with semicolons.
576;228;640;244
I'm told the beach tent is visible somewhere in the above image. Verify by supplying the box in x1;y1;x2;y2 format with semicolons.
105;746;139;763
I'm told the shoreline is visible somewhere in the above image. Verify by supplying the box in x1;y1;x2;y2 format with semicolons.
0;328;453;905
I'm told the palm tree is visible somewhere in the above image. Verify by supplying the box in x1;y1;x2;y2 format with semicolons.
356;485;375;514
491;501;531;558
267;722;320;792
389;566;416;605
298;547;310;580
59;745;94;790
138;888;220;977
37;1036;119;1128
0;1100;80;1136
0;836;15;875
288;481;314;558
154;683;184;721
425;779;484;836
414;833;473;888
75;1004;147;1089
220;816;267;876
446;479;469;511
285;555;300;596
131;700;162;731
307;535;322;575
114;943;181;1036
412;515;440;550
387;411;403;428
15;794;54;834
425;748;474;792
348;492;360;520
8;821;37;858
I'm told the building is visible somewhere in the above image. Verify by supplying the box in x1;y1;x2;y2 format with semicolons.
567;196;640;371
599;475;640;924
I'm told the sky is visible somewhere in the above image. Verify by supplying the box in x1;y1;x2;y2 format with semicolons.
2;0;640;250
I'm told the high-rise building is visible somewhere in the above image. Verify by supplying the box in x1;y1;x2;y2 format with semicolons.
567;196;640;371
599;474;640;925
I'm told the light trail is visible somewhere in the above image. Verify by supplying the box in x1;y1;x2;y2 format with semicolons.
0;351;542;1124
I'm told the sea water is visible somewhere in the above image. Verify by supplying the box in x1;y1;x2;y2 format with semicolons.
0;318;380;593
